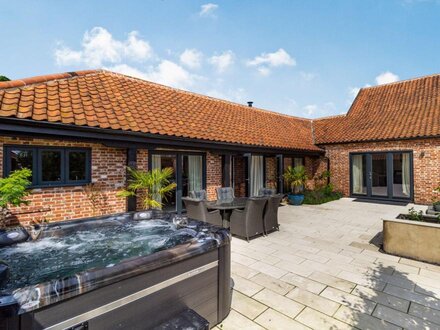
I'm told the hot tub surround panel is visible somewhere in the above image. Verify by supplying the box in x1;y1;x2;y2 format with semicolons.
0;211;231;329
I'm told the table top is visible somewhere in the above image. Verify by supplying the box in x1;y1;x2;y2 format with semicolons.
206;197;248;210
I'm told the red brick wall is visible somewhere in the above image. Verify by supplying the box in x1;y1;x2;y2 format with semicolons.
304;155;329;190
323;139;440;204
135;149;149;210
233;156;247;197
1;137;127;226
265;157;277;190
206;152;222;200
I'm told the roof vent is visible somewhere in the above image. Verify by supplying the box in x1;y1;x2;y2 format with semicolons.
247;101;253;107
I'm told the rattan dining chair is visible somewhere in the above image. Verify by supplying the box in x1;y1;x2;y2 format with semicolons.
229;197;267;242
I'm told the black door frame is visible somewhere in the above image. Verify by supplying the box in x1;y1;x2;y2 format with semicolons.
148;150;207;213
349;150;414;202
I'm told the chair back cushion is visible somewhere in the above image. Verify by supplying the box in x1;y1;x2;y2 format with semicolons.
182;197;206;221
258;188;276;196
189;190;207;200
245;197;268;220
216;187;235;201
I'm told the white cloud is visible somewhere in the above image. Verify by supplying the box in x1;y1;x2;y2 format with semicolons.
247;49;296;67
54;46;82;66
54;27;153;67
107;60;200;90
124;31;153;61
199;3;218;17
375;71;399;85
246;48;296;75
257;67;271;76
179;49;203;69
145;60;198;89
208;50;234;73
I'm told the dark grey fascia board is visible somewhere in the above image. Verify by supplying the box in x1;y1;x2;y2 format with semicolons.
0;117;324;156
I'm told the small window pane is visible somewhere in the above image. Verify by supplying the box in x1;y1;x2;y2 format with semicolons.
42;150;62;182
69;151;87;181
10;149;33;171
10;149;34;181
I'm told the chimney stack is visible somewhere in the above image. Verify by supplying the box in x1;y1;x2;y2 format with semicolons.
247;101;253;107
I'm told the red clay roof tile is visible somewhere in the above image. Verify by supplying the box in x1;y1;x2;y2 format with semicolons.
0;70;319;151
313;74;440;144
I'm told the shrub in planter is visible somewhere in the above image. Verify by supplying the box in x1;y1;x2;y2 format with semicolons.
283;165;308;205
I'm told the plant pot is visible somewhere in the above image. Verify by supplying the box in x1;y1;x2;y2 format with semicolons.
288;194;304;205
434;204;440;212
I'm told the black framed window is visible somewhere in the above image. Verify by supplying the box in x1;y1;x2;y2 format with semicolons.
4;146;91;187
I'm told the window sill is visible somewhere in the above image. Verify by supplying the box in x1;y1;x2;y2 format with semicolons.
29;182;91;189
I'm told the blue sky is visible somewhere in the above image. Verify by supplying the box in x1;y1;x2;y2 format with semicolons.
1;0;440;118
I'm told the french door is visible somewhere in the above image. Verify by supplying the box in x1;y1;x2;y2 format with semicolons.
150;152;206;213
350;151;413;201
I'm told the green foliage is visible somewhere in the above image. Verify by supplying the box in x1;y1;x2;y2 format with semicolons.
0;169;32;209
406;207;424;221
0;76;10;82
0;169;32;228
117;167;176;210
303;189;342;205
283;165;308;194
303;171;342;205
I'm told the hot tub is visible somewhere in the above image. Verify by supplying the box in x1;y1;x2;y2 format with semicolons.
0;210;232;329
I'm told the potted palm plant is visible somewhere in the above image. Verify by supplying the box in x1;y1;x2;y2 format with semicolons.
117;167;177;209
283;165;308;205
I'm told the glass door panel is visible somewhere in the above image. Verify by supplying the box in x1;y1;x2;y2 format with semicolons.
250;155;264;197
351;154;367;195
371;153;388;196
232;156;247;197
182;155;203;198
151;154;177;212
393;153;411;198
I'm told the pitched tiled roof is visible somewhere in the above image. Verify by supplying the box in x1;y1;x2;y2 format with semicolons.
0;70;320;151
314;74;440;144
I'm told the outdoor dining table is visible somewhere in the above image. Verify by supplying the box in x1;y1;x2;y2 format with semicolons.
206;197;248;228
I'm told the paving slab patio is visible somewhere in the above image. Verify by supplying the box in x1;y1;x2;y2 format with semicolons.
218;198;440;329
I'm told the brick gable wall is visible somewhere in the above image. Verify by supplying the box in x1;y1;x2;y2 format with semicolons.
324;139;440;204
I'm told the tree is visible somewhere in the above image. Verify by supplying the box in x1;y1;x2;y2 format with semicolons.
0;76;10;82
117;167;176;210
0;169;32;228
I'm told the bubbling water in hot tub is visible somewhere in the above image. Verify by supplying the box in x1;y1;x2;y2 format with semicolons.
0;218;204;292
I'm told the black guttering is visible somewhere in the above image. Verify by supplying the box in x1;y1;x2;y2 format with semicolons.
316;135;440;146
0;117;324;155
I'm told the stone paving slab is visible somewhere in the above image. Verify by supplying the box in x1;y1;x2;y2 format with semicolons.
219;198;440;329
